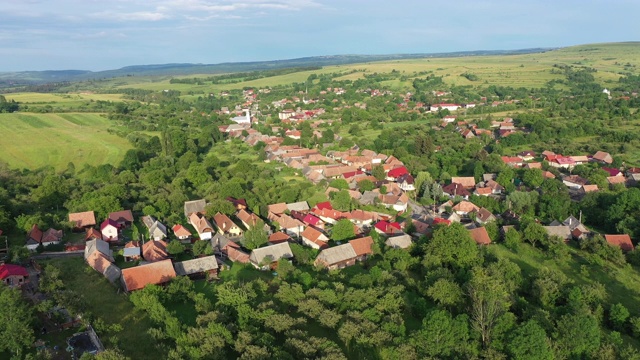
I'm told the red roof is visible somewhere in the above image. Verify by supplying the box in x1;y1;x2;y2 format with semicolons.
172;224;191;237
349;236;374;257
602;167;622;177
468;227;492;245
108;210;134;223
315;201;333;211
269;231;291;244
374;221;402;234
433;218;451;226
121;259;176;291
387;166;409;178
605;234;634;252
303;214;322;226
0;264;29;279
101;218;119;230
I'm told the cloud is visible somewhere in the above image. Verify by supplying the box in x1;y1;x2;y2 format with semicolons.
92;11;170;21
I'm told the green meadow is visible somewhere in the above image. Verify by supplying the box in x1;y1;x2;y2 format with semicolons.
0;112;132;170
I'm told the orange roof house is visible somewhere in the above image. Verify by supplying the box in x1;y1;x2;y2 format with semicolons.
121;259;176;292
142;240;169;262
468;227;492;245
68;211;96;230
349;236;374;259
604;234;634;252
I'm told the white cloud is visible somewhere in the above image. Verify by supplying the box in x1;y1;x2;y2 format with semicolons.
92;11;170;21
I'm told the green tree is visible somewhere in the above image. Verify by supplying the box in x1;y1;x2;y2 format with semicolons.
329;179;349;190
522;168;544;188
372;165;386;181
192;240;213;256
467;267;510;348
166;240;185;255
507;320;552;360
412;310;471;359
331;219;355;242
357;179;376;192
330;190;352;211
554;312;601;359
243;220;268;250
504;228;522;249
0;285;34;357
609;303;630;331
424;222;480;271
426;278;463;310
523;222;547;248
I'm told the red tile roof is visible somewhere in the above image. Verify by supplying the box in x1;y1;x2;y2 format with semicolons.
605;234;634;252
68;211;96;228
469;227;491;245
142;240;169;262
349;236;374;257
172;224;191;237
387;166;409;178
85;228;102;241
121;259;176;291
109;210;134;223
268;231;291;244
0;264;29;279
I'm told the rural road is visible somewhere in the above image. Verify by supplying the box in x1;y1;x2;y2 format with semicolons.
31;251;84;260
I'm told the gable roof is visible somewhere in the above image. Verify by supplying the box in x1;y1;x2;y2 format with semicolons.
604;234;634;252
85;228;102;241
450;176;476;188
301;226;329;247
468;227;491;245
226;245;250;263
27;224;43;243
593;151;613;164
287;201;310;212
42;228;63;243
213;212;240;232
314;201;333;211
172;224;191;237
543;226;572;240
184;199;207;218
475;208;495;222
442;183;471;197
85;239;112;261
109;210;134;223
349;236;374;256
237;210;261;228
269;231;291;244
173;255;219;276
190;213;213;234
142;240;169;262
453;201;480;214
69;211;96;228
0;264;29;279
100;218;119;230
315;243;357;267
249;242;294;266
268;202;288;215
387;166;409;178
149;221;167;237
385;234;413;249
121;259;176;292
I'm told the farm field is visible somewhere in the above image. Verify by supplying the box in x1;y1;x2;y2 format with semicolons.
0;112;131;170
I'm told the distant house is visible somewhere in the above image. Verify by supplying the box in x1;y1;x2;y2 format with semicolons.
385;234;413;249
397;174;415;191
172;225;192;243
442;183;471;199
108;210;134;228
604;234;634;252
184;199;207;219
0;264;29;288
217;239;250;264
451;177;476;189
249;242;294;270
142;240;169;263
268;231;291;244
174;256;219;278
563;175;588;190
581;184;599;193
85;228;102;242
121;259;176;292
213;213;243;237
543;226;572;242
349;236;374;261
386;166;409;181
237;210;262;229
314;244;357;270
474;208;496;224
226;197;248;211
518;150;536;161
68;211;96;231
100;219;119;243
25;224;63;250
592;151;613;164
468;227;491;245
275;214;305;237
374;221;403;236
452;201;480;216
123;241;141;262
149;220;167;241
301;226;329;249
607;176;627;187
287;201;310;213
189;213;214;240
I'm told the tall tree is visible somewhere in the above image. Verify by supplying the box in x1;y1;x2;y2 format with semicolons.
0;286;34;357
467;267;510;349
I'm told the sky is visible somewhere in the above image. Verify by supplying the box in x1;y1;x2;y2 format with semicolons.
1;0;639;72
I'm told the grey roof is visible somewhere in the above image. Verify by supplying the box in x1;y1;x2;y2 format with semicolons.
85;239;112;261
141;215;156;229
123;247;141;257
385;234;413;249
316;243;357;266
174;255;219;276
103;263;122;283
286;201;310;212
211;233;230;250
149;221;167;238
359;191;379;205
483;173;496;182
544;226;572;240
249;242;294;266
563;216;582;230
184;199;207;218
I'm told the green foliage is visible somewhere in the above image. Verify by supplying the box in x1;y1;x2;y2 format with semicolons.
0;285;34;356
507;320;552;360
331;219;355;242
330;190;352;211
192;240;213;256
426;278;463;310
166;240;185;255
329;179;349;190
243;220;268;250
608;303;630;331
554;312;601;359
424;222;480;271
504;228;522;249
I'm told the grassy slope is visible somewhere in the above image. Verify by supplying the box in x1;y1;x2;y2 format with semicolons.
0;112;131;170
43;257;160;358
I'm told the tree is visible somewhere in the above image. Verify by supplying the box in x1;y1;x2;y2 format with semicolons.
467;267;510;348
331;219;355;242
414;171;433;198
192;240;213;256
357;179;375;192
424;222;480;271
504;228;522;249
522;168;544;188
412;310;471;359
523;222;547;248
506;191;538;215
328;179;349;190
554;312;601;359
372;165;386;181
205;199;236;217
330;190;352;211
166;240;185;255
507;320;552;360
243;220;268;250
0;285;34;357
426;278;463;310
609;303;630;331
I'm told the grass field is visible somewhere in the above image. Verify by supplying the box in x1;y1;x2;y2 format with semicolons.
0;112;131;170
5;92;124;104
80;43;640;95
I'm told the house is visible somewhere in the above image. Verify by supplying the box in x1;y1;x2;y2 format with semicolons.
275;214;305;237
607;176;627;187
172;225;192;243
442;183;471;199
173;256;219;277
468;227;491;245
563;175;588;190
501;156;524;167
149;221;167;241
25;224;63;250
386;166;409;181
602;167;623;177
604;234;634;252
85;228;102;242
287;201;310;213
385;234;413;249
374;220;403;236
189;213;214;240
108;210;134;228
474;208;496;224
142;240;169;263
121;259;176;292
452;201;480;216
430;103;461;112
42;228;63;245
474;187;493;197
267;203;288;218
213;213;243;236
85;239;121;283
0;264;29;288
379;193;409;212
543;226;572;242
301;226;329;249
226;197;248;211
518;151;536;161
313;244;357;270
218;239;250;264
123;241;141;262
237;210;261;229
268;231;291;244
25;224;43;250
350;209;378;226
100;219;119;243
249;242;294;270
349;236;374;261
68;211;96;231
581;184;599;193
451;177;476;189
184;199;207;218
397;173;415;191
592;151;613;164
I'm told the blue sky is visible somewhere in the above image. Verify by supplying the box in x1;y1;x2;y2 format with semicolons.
1;0;638;71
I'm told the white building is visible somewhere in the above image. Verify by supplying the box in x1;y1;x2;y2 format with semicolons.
231;110;251;125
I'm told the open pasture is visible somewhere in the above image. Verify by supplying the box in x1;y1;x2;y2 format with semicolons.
0;112;131;170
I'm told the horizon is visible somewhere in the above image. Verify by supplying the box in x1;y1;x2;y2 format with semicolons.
2;0;639;72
